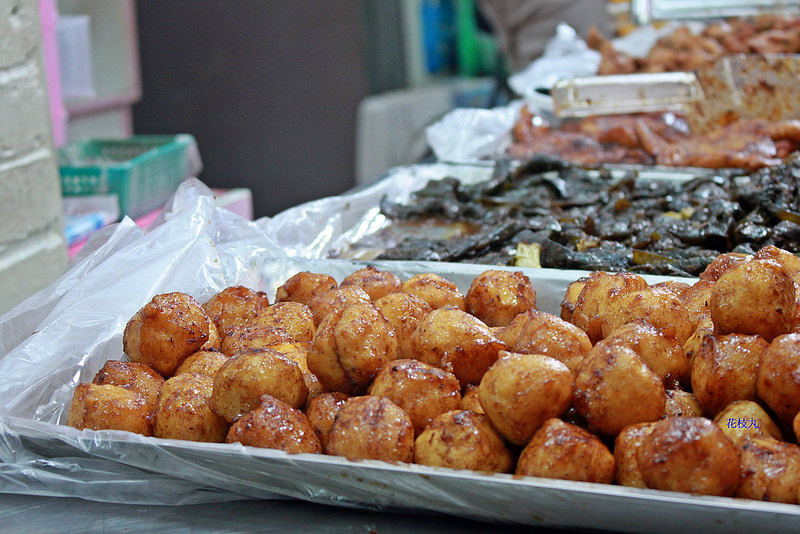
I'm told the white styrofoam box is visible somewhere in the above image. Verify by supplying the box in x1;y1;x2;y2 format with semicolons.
56;14;95;101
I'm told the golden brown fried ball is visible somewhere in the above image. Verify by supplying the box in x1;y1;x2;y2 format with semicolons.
464;269;536;327
414;410;513;473
560;277;587;323
574;342;665;436
306;302;398;395
268;341;323;397
153;372;228;442
210;348;308;422
683;317;715;367
220;324;296;357
515;418;615;484
714;400;782;445
275;271;337;307
460;384;484;414
305;392;349;452
736;438;800;504
374;292;432;360
340;266;402;301
92;360;164;415
123;292;214;377
651;280;691;298
636;417;740;497
478;352;573;446
699;252;751;282
663;389;703;418
307;285;371;326
174;350;229;377
691;334;767;417
326;396;414;463
202;286;269;339
250;302;316;343
401;273;465;311
753;245;800;276
602;321;690;387
571;271;648;343
68;383;152;436
711;259;795;341
200;321;221;351
368;359;461;436
410;306;506;386
226;394;321;454
678;280;714;325
757;333;800;423
496;310;591;373
614;422;657;488
602;286;696;345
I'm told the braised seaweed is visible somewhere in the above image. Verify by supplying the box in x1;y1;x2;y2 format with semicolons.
368;156;800;276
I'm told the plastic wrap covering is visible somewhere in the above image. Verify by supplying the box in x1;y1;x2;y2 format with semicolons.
2;177;800;530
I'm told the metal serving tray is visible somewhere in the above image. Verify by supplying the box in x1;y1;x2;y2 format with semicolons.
631;0;800;26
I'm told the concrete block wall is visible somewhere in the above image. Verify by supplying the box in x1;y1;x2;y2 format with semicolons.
0;0;68;315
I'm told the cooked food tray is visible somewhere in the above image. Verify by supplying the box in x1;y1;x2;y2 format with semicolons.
632;0;800;25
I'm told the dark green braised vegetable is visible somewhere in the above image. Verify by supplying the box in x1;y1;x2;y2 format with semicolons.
359;156;800;277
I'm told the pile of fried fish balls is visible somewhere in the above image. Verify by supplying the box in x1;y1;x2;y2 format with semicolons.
68;246;800;504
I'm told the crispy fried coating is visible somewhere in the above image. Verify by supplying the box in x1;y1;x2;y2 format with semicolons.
678;280;714;324
478;352;573;446
460;384;484;414
410;306;506;386
374;292;432;360
571;271;648;343
516;418;615;484
203;286;269;339
92;360;164;415
123;292;213;377
757;333;800;423
173;350;229;377
326;396;414;463
275;272;337;307
414;410;513;473
560;277;588;323
663;389;703;418
699;252;752;282
226;394;321;454
368;359;461;436
684;317;715;367
736;438;800;503
220;324;296;357
401;273;465;310
249;302;316;343
307;285;371;326
68;383;152;436
268;341;323;397
340;266;402;301
305;392;349;452
614;422;657;488
602;286;696;345
154;372;228;442
465;269;536;327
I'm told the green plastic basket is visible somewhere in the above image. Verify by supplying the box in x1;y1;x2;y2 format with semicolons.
58;134;199;219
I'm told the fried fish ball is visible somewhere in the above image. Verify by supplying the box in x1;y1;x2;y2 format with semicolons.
307;285;371;326
714;400;782;445
574;342;665;436
664;389;702;418
602;321;690;387
711;259;795;341
202;286;270;339
757;333;800;423
684;318;715;367
651;280;691;298
268;341;323;397
374;292;432;359
478;352;573;446
368;359;461;436
275;271;337;307
68;383;152;436
699;252;751;282
226;394;321;454
326;396;414;463
410;306;506;386
465;270;536;327
220;324;296;357
401;273;465;311
154;372;228;442
307;302;398;395
614;422;657;488
250;301;316;343
174;350;229;377
571;271;648;343
515;418;615;484
340;266;402;301
602;286;696;345
560;277;587;323
461;384;484;414
305;392;349;452
414;410;513;473
679;280;714;324
736;438;800;504
691;334;767;417
92;360;164;415
636;417;740;497
210;348;308;422
753;245;800;276
123;292;213;377
496;310;591;373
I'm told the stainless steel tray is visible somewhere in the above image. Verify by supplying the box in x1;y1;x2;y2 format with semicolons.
632;0;800;25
